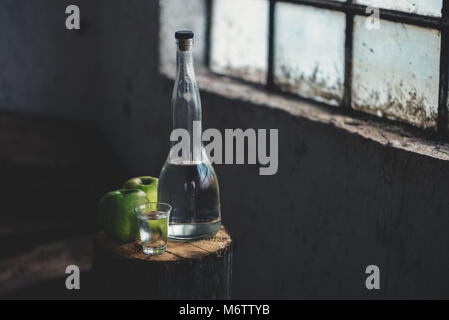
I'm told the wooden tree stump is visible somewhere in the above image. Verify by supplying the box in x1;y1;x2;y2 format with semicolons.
92;226;232;299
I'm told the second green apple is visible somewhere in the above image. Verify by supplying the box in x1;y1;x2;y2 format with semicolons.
123;176;158;203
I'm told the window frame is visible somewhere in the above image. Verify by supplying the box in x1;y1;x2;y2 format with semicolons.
205;0;449;140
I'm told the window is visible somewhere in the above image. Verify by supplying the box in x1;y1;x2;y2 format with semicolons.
161;0;449;138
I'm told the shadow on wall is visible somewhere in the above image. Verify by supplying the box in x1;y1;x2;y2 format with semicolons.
0;0;98;122
97;0;169;177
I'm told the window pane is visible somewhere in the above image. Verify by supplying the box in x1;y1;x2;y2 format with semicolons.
210;0;268;84
159;0;207;74
274;3;345;106
352;17;441;129
355;0;443;17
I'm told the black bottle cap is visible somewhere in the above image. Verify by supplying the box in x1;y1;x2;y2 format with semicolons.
175;30;194;40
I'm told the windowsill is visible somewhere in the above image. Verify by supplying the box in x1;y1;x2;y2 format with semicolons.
160;66;449;162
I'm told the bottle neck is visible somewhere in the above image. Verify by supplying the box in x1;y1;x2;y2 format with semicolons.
175;46;196;83
170;41;203;163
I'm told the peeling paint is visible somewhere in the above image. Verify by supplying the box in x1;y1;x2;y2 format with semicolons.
159;0;207;74
210;0;268;84
220;66;266;84
275;64;344;106
353;87;437;129
352;17;441;129
273;3;345;106
355;0;443;17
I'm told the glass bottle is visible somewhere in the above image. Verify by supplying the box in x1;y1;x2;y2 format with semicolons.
158;30;221;241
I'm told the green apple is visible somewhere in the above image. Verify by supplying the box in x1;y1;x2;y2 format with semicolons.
98;189;149;243
123;176;158;203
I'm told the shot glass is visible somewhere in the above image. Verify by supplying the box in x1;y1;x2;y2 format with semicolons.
135;202;171;255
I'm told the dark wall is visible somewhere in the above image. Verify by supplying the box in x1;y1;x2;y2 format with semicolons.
0;0;98;122
204;92;449;299
97;0;168;178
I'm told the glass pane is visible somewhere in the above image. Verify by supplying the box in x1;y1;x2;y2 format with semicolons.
274;3;346;106
355;0;443;17
352;17;441;129
159;0;207;74
210;0;269;84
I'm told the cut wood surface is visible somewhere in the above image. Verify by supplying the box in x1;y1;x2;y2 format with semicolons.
95;225;231;261
93;226;233;299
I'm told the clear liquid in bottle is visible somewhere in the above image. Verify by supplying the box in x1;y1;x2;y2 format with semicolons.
158;30;221;240
158;159;221;240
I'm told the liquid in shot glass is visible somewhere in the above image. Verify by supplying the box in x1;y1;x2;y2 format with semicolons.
135;203;171;255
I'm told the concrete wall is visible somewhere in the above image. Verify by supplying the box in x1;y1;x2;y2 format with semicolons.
0;0;98;122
